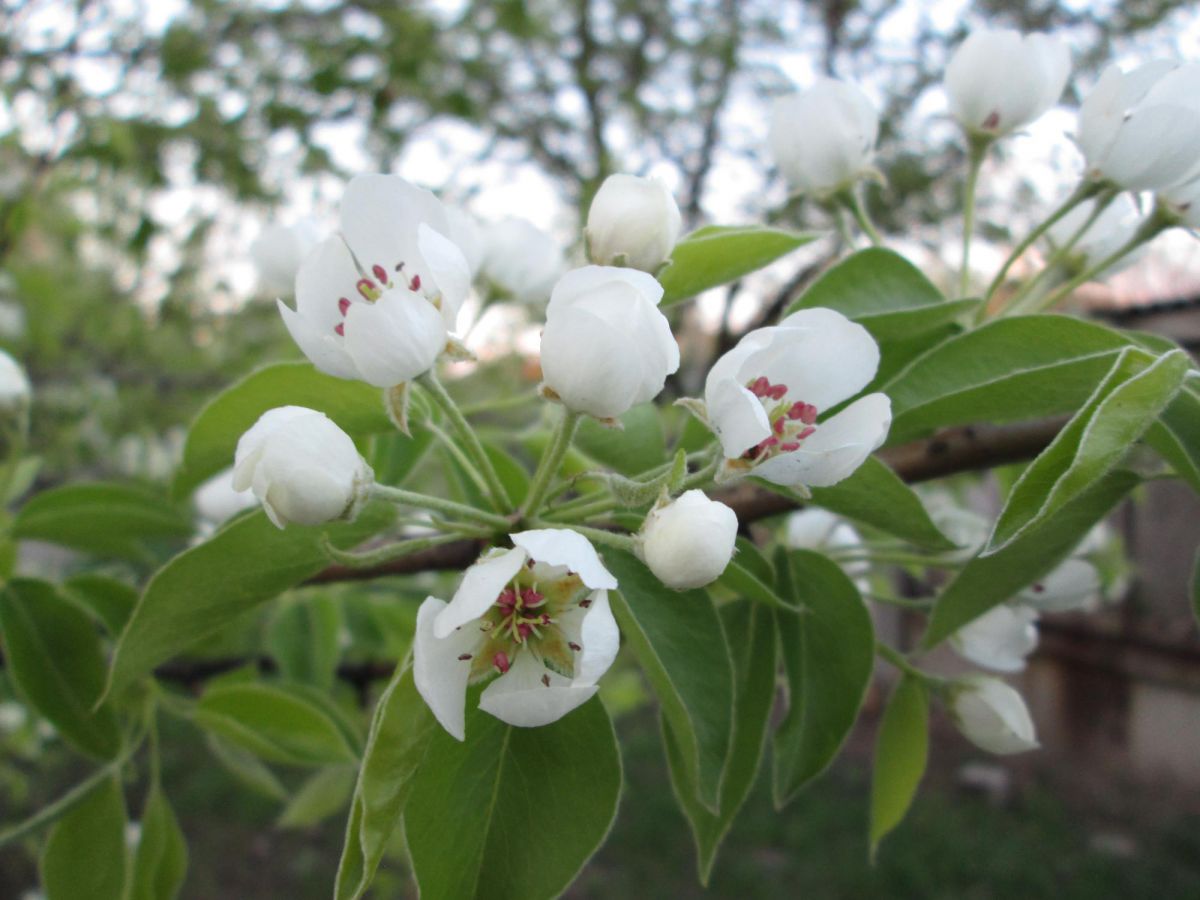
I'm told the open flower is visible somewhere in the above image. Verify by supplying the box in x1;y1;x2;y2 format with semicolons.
949;676;1039;755
233;406;374;529
768;78;879;197
479;217;565;306
945;28;1070;137
703;308;890;487
586;173;682;272
1078;61;1200;191
414;529;620;739
540;266;680;419
277;174;471;388
639;490;738;589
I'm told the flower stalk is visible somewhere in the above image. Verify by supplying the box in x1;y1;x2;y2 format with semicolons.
522;408;582;518
372;483;512;531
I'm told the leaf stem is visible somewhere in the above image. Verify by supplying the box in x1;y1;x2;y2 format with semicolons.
419;371;512;512
321;532;470;568
522;408;582;517
371;484;511;531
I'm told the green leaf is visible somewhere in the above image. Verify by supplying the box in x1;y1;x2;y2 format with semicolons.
13;482;192;559
105;503;392;701
810;456;955;551
194;681;361;767
665;601;777;884
659;225;816;307
773;549;875;806
785;247;978;339
205;734;289;801
605;549;733;811
922;471;1139;649
335;665;437;900
267;595;343;690
717;557;792;610
575;402;667;476
62;574;139;636
173;362;392;497
0;579;121;759
1146;386;1200;494
278;766;357;829
990;349;1187;551
129;785;188;900
732;536;775;584
1192;550;1200;632
404;698;621;900
368;428;436;488
41;775;127;900
869;675;929;859
884;315;1151;444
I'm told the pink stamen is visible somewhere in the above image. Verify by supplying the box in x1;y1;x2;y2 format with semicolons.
334;323;345;336
457;653;472;661
496;588;517;609
338;297;351;315
579;598;592;608
521;588;545;607
493;651;510;674
780;442;801;452
750;376;770;397
517;623;533;641
568;642;582;652
773;418;785;435
371;263;388;283
767;383;788;401
409;274;421;291
797;426;816;440
800;404;818;425
761;436;780;448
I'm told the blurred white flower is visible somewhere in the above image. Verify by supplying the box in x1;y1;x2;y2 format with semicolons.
1162;176;1200;229
1017;557;1102;613
704;308;890;488
639;490;738;589
251;221;319;296
193;467;258;528
414;529;620;739
479;217;566;306
1046;194;1143;275
950;675;1039;755
945;28;1070;136
1078;61;1200;190
540;266;679;419
278;174;471;387
951;604;1039;673
586;174;682;272
443;205;486;276
768;78;879;196
0;349;31;413
233;406;373;529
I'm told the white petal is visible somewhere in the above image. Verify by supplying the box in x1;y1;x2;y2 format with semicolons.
232;406;314;490
708;377;772;459
547;265;664;315
277;299;361;381
1078;61;1175;166
1018;558;1101;612
769;308;881;409
573;590;620;684
951;604;1039;673
340;174;450;291
753;393;891;488
539;306;643;418
433;547;528;638
511;528;617;590
952;676;1039;755
478;652;597;729
784;508;842;549
342;290;446;387
292;236;361;326
417;223;471;329
413;597;478;741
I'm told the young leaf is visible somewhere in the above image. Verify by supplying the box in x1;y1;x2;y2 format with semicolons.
13;482;192;559
1145;386;1200;494
809;456;955;551
40;775;128;900
104;503;393;701
664;601;777;884
205;734;289;801
869;674;929;859
62;574;139;636
194;681;361;767
575;402;667;476
278;766;357;829
785;247;977;339
129;785;188;900
173;361;392;497
922;470;1139;649
267;595;344;690
659;224;815;307
884;315;1151;444
404;698;621;900
0;579;122;760
604;549;734;811
990;349;1187;551
335;665;437;900
773;549;875;807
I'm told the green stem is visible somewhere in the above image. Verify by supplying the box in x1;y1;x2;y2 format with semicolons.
865;592;935;611
983;179;1107;306
680;454;720;491
372;484;511;531
419;371;512;512
960;136;989;298
531;518;637;552
522;408;581;517
545;495;618;523
830;549;965;569
839;188;883;246
460;391;540;418
321;532;468;568
876;642;930;681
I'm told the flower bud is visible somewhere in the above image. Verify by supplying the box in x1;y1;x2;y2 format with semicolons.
233;406;373;529
0;349;31;413
586;174;682;273
768;78;879;197
640;490;738;590
540;266;680;419
950;604;1038;673
945;28;1070;137
949;676;1039;755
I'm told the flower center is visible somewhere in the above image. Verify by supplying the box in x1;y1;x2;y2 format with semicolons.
458;566;589;683
741;375;818;462
331;261;425;336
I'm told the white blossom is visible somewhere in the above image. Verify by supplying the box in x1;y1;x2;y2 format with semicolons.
1162;176;1200;229
768;78;879;197
1017;557;1101;613
193;467;258;528
251;221;319;296
414;529;620;739
950;604;1039;673
950;676;1039;755
945;28;1070;136
1078;61;1200;190
639;490;738;589
586;173;682;272
1046;194;1143;275
233;406;373;529
443;205;485;277
277;174;472;387
479;217;565;306
703;308;890;487
0;349;31;413
540;266;680;419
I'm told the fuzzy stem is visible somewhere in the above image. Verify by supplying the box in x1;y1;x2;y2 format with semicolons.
371;484;511;530
321;532;467;569
531;518;637;552
419;371;512;512
522;408;581;517
839;188;883;246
